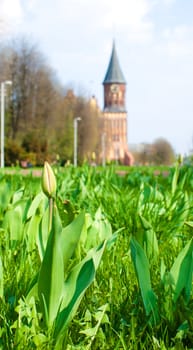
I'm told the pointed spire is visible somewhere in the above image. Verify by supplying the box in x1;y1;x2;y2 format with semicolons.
103;41;126;84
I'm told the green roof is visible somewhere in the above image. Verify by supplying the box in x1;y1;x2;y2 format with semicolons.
103;42;126;84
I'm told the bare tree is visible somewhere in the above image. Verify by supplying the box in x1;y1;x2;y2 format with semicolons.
0;37;62;164
0;36;102;165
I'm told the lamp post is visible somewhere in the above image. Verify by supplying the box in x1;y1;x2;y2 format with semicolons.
1;80;12;168
73;117;81;167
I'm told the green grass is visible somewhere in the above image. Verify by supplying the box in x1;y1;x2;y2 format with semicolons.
0;164;192;349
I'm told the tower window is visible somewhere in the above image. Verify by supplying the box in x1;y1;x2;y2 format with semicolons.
112;134;119;141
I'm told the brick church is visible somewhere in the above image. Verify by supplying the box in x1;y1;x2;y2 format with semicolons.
101;41;134;165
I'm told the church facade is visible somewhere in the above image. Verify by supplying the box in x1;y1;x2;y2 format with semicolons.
101;42;133;165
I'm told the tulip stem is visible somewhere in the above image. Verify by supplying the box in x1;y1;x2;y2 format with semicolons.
49;197;54;233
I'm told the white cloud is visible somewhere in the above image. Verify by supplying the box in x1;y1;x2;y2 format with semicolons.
0;0;23;19
157;25;193;57
100;0;154;43
21;0;38;14
162;0;176;6
25;0;38;10
0;0;156;48
0;0;23;36
49;0;154;44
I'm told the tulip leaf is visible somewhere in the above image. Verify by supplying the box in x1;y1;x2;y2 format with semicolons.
38;205;64;327
170;238;193;303
27;192;47;219
171;165;179;195
130;237;159;326
60;212;85;271
11;187;25;204
3;208;23;242
25;214;42;252
0;255;3;299
139;215;159;262
37;206;50;261
54;241;106;343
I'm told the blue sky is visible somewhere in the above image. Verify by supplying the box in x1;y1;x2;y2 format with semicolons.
0;0;193;155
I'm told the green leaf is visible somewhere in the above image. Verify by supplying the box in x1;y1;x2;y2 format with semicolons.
27;192;47;219
37;206;50;261
0;180;12;213
80;304;109;338
25;213;42;252
3;208;23;242
0;255;3;299
160;258;166;282
54;242;106;342
80;304;109;348
170;238;193;303
171;165;179;195
38;205;64;327
60;212;85;271
57;198;75;227
80;325;98;337
55;259;95;340
139;215;159;262
185;221;193;228
106;229;122;250
26;273;39;302
11;187;24;204
94;304;109;323
33;333;48;347
83;208;112;250
130;237;159;326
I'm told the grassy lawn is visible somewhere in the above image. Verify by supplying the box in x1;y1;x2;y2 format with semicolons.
0;163;192;349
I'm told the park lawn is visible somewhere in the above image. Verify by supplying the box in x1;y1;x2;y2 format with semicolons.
0;163;192;349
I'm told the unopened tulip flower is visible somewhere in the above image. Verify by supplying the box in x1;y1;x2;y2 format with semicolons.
42;161;57;198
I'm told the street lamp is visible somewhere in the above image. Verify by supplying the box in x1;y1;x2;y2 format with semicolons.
73;117;81;167
1;80;12;168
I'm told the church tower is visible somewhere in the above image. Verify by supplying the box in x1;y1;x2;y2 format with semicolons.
102;42;133;165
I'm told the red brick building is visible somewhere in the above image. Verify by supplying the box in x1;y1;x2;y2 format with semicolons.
101;42;134;165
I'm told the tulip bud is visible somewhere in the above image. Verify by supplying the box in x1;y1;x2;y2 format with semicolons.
177;154;183;166
42;161;57;198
